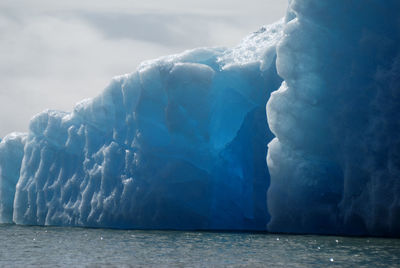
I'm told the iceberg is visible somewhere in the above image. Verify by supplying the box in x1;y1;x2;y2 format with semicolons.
2;22;284;230
267;0;400;236
1;0;399;236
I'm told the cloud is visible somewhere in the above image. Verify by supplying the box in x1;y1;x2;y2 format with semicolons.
0;14;178;136
74;12;239;48
0;0;287;137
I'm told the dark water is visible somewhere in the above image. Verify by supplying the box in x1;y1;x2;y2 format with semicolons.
0;225;399;267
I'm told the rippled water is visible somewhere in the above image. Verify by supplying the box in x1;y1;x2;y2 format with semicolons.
0;224;399;267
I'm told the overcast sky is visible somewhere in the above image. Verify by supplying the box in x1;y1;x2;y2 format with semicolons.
0;0;287;137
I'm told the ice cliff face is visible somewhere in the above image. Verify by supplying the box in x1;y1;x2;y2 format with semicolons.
2;22;283;230
0;133;26;223
267;0;400;236
1;0;399;237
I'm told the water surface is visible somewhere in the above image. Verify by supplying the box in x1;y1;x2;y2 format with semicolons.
0;225;399;267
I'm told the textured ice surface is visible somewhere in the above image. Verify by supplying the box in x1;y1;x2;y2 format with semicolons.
2;21;284;229
267;0;400;236
1;0;399;236
0;133;26;223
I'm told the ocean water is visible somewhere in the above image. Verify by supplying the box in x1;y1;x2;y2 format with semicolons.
0;225;399;267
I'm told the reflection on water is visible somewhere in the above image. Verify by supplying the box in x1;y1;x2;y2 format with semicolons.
0;224;399;267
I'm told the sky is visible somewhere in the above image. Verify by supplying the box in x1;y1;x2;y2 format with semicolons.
0;0;287;137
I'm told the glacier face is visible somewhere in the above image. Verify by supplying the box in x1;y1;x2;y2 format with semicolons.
2;21;284;229
267;0;400;236
1;0;399;237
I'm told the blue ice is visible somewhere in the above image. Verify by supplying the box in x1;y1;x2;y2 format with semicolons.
1;0;399;237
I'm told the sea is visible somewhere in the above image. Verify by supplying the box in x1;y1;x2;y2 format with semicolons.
0;224;399;267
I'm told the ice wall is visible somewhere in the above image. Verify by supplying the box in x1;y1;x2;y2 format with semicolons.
1;1;398;236
4;21;284;230
0;133;26;223
267;0;400;236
